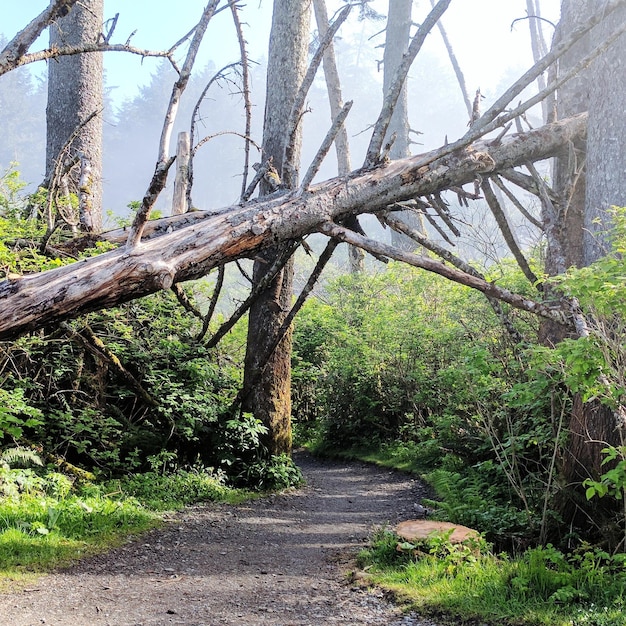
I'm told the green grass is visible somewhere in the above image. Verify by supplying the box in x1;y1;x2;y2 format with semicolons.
357;530;626;626
0;467;245;584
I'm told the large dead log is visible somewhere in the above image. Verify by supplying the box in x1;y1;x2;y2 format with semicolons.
0;114;586;340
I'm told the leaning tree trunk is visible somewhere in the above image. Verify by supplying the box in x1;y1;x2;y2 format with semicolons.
550;0;626;533
46;0;103;234
0;114;586;341
241;0;311;456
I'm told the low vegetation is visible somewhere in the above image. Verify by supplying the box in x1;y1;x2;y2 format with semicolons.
357;529;626;626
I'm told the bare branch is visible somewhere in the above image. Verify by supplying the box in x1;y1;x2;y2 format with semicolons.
172;284;204;320
491;175;543;229
313;0;353;176
60;322;159;409
205;242;300;349
125;157;176;248
428;193;460;237
467;0;626;138
320;221;570;328
188;61;243;206
9;42;176;75
242;159;273;202
525;0;549;121
431;0;472;119
229;0;254;199
0;0;80;75
481;178;539;287
158;0;222;164
193;131;261;157
197;265;225;341
383;212;524;342
128;0;221;247
299;101;353;192
314;0;360;270
525;160;567;274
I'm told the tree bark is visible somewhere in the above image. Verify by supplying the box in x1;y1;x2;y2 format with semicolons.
0;114;586;341
241;0;311;456
550;0;626;535
45;0;103;234
583;2;626;263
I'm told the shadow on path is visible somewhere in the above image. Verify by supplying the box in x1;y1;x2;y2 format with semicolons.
0;451;440;626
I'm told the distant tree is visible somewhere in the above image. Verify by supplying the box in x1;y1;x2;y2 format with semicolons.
383;0;418;251
104;61;175;215
45;0;104;233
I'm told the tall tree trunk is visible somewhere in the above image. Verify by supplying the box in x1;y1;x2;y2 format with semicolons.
384;0;420;251
45;0;103;234
583;2;626;264
550;0;626;531
241;0;311;456
313;0;364;272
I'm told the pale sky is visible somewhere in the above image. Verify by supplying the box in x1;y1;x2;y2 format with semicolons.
3;1;561;103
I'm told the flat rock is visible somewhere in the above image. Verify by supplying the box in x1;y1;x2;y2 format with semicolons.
396;519;479;544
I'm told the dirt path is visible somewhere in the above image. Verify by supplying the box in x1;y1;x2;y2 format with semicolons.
1;452;441;626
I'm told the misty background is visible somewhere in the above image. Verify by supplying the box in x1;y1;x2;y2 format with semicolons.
0;1;560;273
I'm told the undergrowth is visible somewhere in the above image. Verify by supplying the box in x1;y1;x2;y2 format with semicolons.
357;529;626;626
0;455;243;583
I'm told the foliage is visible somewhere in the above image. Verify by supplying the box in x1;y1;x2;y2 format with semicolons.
584;446;626;501
293;263;513;450
293;262;554;546
215;414;303;489
358;530;626;626
294;224;626;548
0;164;28;216
101;466;236;511
423;468;537;549
0;388;43;440
3;291;241;475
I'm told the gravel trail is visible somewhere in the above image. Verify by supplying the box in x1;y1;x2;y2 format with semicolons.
0;452;442;626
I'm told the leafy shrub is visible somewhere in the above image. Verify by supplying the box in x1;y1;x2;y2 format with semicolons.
0;388;43;440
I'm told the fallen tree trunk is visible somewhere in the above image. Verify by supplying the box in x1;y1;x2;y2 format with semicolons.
0;114;586;340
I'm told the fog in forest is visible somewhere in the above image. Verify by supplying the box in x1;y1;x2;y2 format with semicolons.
0;1;560;273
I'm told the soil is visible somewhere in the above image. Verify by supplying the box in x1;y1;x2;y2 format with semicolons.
0;451;443;626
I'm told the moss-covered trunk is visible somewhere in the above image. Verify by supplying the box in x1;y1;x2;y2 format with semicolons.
241;0;311;456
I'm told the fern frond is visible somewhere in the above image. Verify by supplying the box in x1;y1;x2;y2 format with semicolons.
0;447;44;469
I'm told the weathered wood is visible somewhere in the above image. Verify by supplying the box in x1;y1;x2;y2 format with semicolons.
0;114;586;340
172;132;191;215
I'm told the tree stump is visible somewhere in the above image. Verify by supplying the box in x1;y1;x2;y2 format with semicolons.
396;520;479;544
